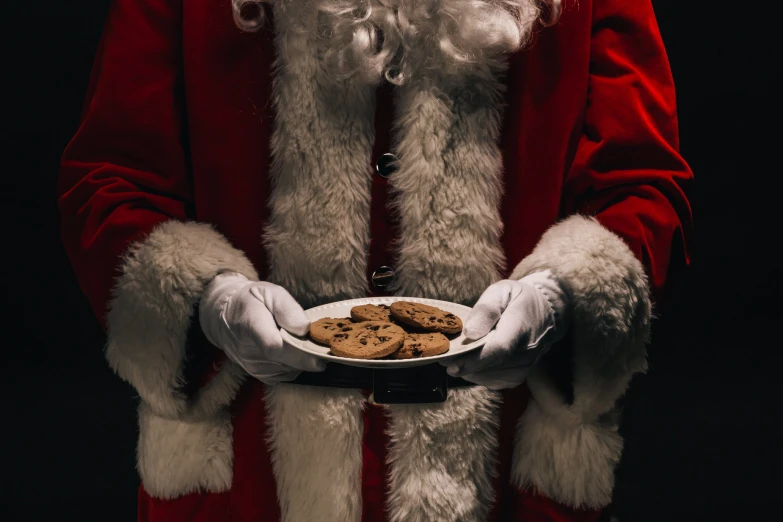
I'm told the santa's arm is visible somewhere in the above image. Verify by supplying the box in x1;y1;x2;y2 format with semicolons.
557;0;693;308
57;0;254;424
509;0;693;512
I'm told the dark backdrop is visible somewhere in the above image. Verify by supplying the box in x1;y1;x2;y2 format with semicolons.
0;1;779;521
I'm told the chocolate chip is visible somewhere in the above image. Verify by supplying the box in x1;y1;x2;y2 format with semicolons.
412;348;423;356
341;327;352;332
360;339;367;345
368;324;380;331
378;336;390;342
336;322;345;327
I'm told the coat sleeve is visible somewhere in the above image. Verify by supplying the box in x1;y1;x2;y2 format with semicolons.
57;0;255;421
509;0;693;511
561;0;693;306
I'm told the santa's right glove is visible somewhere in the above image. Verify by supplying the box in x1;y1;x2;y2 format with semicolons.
199;272;326;383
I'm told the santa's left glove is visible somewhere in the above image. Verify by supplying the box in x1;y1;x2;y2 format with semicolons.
199;272;326;384
443;270;570;390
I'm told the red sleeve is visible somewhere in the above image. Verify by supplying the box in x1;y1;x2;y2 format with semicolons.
57;0;189;327
562;0;694;307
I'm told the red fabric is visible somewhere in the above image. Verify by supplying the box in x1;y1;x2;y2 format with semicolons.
227;383;281;521
368;82;398;297
499;0;692;309
489;386;531;521
563;0;693;308
57;0;190;328
361;400;391;522
58;0;693;520
513;490;606;522
138;487;230;522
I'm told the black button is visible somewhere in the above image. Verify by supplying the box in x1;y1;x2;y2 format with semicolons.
375;153;398;179
371;266;395;288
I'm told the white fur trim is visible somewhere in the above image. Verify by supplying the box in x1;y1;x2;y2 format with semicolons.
386;387;502;522
381;41;508;522
137;402;235;499
390;70;507;304
510;215;651;508
107;221;256;498
264;385;365;522
262;5;376;308
512;373;624;509
261;8;375;517
106;220;257;419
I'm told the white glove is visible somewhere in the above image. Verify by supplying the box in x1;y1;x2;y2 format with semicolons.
442;270;570;390
199;272;326;383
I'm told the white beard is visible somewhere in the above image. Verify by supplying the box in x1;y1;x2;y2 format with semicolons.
234;0;545;84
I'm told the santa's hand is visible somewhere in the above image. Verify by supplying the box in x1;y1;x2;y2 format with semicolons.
442;270;570;390
199;272;325;384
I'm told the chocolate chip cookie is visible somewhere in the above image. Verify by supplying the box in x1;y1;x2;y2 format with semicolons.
350;304;392;323
389;302;463;335
392;332;450;359
309;317;357;345
330;321;406;359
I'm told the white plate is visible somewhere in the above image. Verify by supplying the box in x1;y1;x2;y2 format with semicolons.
280;296;489;368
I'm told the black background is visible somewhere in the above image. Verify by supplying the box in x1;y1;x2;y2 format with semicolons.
0;1;779;521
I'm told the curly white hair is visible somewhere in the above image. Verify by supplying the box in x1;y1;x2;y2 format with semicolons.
232;0;561;84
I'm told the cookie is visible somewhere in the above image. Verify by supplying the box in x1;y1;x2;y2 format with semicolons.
309;317;357;345
330;321;406;359
389;302;463;335
392;333;450;359
350;304;392;323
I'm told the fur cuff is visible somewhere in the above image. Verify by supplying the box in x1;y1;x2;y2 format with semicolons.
106;221;258;419
510;215;651;508
137;402;235;499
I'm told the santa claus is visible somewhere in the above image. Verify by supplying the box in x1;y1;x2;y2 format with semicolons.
58;0;693;520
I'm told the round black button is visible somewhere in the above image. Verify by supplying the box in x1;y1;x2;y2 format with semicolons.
371;266;395;288
375;153;398;179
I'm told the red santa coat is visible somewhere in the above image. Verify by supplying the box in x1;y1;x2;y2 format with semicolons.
57;0;693;521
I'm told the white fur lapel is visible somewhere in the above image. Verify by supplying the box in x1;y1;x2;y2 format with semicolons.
384;56;508;522
388;53;508;306
263;5;377;309
265;384;366;522
263;7;374;521
386;387;502;522
264;3;509;520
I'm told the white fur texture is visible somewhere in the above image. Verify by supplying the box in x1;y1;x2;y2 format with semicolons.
386;386;502;522
107;221;257;497
106;221;257;419
262;9;375;517
137;402;235;499
263;2;377;309
389;48;508;305
510;216;651;508
385;49;509;519
264;385;365;522
512;374;624;509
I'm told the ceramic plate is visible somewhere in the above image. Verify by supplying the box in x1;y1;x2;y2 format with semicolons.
280;296;490;368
